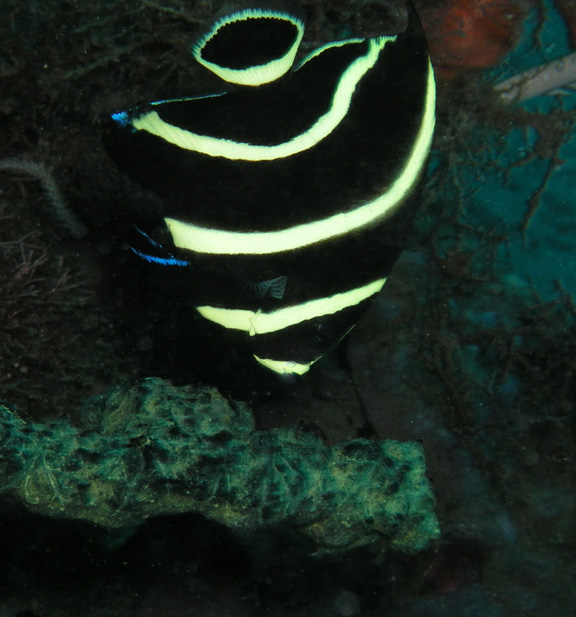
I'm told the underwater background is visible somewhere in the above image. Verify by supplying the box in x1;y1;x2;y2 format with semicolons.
0;0;575;616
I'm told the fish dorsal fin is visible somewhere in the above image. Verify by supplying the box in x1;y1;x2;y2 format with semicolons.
192;3;305;86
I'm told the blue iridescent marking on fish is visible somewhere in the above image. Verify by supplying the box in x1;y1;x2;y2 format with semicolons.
111;111;132;128
150;93;226;106
130;247;190;267
131;227;191;267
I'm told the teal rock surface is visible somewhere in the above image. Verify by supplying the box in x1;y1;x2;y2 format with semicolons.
0;378;439;553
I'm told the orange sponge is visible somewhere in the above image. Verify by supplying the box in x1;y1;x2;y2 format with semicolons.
422;0;527;80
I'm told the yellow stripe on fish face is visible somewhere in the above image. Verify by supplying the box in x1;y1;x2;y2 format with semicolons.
133;38;395;161
163;60;435;256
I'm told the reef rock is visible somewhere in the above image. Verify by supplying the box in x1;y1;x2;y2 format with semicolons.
0;378;439;553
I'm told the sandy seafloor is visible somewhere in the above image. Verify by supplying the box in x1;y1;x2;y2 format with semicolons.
0;1;575;616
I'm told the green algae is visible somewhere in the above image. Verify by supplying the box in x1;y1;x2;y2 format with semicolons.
0;378;439;553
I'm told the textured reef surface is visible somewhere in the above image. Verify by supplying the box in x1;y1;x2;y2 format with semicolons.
1;1;576;617
0;378;438;554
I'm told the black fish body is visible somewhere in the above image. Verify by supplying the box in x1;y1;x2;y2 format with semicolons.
102;1;435;375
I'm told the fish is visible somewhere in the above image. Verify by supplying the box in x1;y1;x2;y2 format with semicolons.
102;1;436;376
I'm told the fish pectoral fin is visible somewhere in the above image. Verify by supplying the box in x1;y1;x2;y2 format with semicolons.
259;275;288;299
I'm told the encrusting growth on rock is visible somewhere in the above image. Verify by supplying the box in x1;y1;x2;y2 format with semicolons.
0;378;439;554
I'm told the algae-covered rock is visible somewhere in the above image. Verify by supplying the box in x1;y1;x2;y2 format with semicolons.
0;378;439;553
